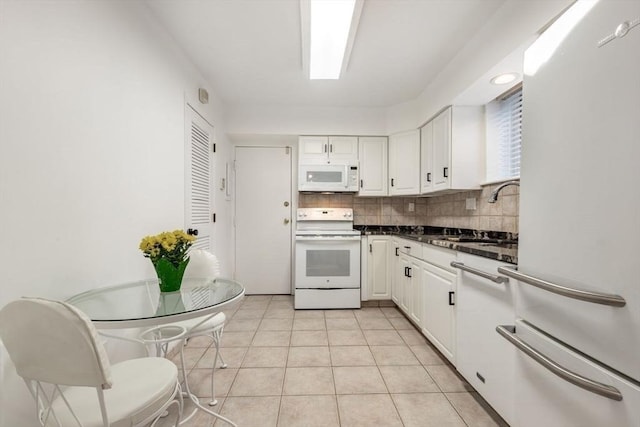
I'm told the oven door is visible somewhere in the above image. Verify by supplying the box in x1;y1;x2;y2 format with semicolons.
295;236;361;289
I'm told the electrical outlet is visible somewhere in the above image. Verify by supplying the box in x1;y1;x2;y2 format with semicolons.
408;202;415;212
465;198;477;210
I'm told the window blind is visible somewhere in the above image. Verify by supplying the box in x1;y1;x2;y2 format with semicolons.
486;87;522;182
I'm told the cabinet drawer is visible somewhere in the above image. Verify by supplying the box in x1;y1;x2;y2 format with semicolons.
398;239;422;258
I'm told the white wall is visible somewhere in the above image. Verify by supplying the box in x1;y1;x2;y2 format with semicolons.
0;1;230;425
225;104;388;136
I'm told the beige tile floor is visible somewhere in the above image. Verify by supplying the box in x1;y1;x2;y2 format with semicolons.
157;295;508;427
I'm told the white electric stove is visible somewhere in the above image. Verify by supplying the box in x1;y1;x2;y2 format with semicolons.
294;208;361;309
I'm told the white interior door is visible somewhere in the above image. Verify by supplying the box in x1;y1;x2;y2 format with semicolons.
185;105;214;250
235;146;292;294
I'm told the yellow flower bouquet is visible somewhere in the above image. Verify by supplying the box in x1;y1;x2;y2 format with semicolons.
139;230;196;292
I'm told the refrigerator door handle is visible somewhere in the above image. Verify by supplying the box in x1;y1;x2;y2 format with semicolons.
496;325;623;401
450;261;509;284
497;266;626;307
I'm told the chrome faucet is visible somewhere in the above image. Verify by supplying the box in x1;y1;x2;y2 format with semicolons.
488;180;520;203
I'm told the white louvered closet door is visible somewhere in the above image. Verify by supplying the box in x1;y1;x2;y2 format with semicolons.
185;105;214;251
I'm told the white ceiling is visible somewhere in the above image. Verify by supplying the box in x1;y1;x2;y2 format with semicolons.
145;0;508;109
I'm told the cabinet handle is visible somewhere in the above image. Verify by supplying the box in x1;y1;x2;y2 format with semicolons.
448;291;455;305
395;247;399;257
443;167;449;178
404;266;408;277
369;244;372;253
360;179;363;188
404;246;411;249
330;144;333;153
427;172;431;182
496;325;623;401
391;178;395;187
407;267;412;278
324;144;327;153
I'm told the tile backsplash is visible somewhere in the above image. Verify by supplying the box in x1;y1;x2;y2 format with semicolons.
298;183;519;234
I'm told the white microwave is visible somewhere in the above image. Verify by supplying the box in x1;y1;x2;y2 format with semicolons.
298;163;359;192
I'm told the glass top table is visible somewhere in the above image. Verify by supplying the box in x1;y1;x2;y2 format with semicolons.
66;277;245;329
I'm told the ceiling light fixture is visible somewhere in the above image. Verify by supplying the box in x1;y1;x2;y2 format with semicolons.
301;0;363;80
490;73;519;85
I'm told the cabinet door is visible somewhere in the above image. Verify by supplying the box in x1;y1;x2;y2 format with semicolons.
328;136;358;164
358;137;388;196
299;136;329;164
409;259;424;327
420;121;434;193
389;130;420;195
422;262;456;363
367;236;391;299
390;240;401;305
398;255;411;314
432;108;451;191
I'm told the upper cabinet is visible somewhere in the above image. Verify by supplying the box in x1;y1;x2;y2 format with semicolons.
299;136;358;165
388;129;420;195
358;136;388;196
420;106;484;194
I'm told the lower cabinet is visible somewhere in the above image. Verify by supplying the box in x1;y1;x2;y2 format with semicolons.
390;238;402;306
398;254;424;327
421;262;456;363
364;236;391;300
390;238;457;364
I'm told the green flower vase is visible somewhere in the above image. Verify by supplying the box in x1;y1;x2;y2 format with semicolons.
153;257;190;293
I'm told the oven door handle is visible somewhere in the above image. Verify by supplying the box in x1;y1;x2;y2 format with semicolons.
296;236;362;241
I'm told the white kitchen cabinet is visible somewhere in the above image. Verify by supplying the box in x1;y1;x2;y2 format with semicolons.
407;258;424;327
365;235;391;300
398;255;411;313
422;261;456;363
298;136;358;164
420;121;434;192
454;253;515;426
390;238;401;306
388;130;420;195
358;136;388;196
397;253;424;327
420;106;484;194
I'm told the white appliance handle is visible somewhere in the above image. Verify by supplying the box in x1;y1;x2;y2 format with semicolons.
496;325;623;401
450;261;509;284
497;266;626;307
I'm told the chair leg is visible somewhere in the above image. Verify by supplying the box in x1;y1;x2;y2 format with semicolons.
179;342;193;397
208;328;227;406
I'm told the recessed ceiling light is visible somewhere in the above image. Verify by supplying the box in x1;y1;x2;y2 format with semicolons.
301;0;362;80
490;73;519;85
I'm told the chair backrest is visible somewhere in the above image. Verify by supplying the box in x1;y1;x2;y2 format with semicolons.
184;249;221;281
0;298;112;389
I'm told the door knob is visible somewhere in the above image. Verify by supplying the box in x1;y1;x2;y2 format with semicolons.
284;218;290;224
284;201;290;207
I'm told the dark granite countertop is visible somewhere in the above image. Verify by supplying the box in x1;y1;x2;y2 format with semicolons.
357;226;517;265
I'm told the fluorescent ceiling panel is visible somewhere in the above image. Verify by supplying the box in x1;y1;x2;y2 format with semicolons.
309;0;356;79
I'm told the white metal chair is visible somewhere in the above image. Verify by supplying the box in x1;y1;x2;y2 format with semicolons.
0;297;182;427
142;249;228;408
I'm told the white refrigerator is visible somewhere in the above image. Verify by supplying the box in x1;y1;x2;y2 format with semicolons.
496;1;640;426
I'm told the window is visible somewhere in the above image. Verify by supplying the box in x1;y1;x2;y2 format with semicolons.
485;86;522;182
